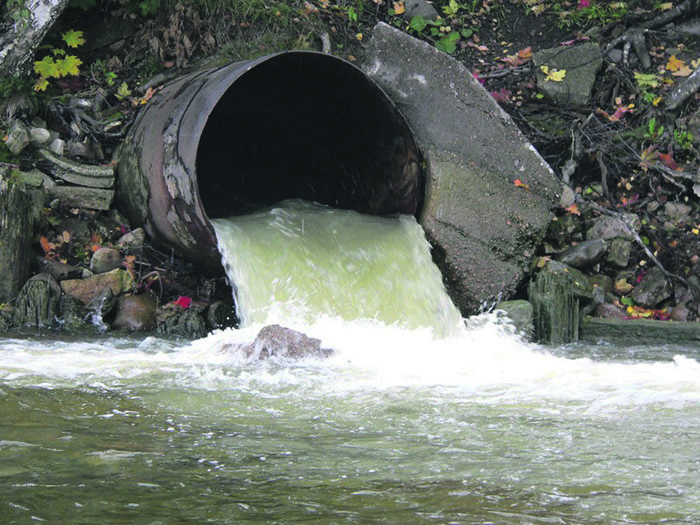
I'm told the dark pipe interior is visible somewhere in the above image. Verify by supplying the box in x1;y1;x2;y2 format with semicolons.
196;52;422;218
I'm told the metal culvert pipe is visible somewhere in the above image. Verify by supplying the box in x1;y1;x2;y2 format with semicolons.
116;51;423;274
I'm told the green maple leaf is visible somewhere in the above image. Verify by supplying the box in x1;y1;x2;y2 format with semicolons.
62;29;86;49
34;56;61;79
57;55;83;77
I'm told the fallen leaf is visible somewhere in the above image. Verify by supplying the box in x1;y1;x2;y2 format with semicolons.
514;178;530;189
393;1;405;14
541;65;566;82
40;236;54;255
303;1;318;15
565;203;580;215
658;152;679;170
173;296;192;309
666;55;684;72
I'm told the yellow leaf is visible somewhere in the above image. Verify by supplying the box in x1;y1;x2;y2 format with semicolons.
657;2;673;10
34;78;49;91
673;64;693;77
666;55;685;72
356;33;363;41
393;1;405;14
540;65;566;82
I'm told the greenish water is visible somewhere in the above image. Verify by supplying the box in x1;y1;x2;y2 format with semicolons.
2;201;700;523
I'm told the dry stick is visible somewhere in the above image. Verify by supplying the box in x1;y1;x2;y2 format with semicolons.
605;0;700;69
665;65;700;112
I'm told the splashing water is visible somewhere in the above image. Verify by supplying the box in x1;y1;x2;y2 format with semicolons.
2;200;700;523
211;199;464;336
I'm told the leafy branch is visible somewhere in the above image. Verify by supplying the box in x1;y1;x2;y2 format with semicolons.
33;29;85;91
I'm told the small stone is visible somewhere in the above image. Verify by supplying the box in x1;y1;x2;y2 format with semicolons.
48;138;65;156
90;247;123;274
29;127;51;144
403;0;439;20
555;238;607;269
606;238;632;268
587;214;640;241
670;305;690;322
37;257;83;281
663;202;691;224
61;268;134;305
606;48;623;63
6;120;30;154
118;228;146;247
631;266;672;308
533;43;603;106
240;324;333;360
594;302;628;319
86;287;117;331
559;184;576;208
112;294;158;331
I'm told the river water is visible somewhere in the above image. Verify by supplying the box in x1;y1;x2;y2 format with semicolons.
2;200;700;523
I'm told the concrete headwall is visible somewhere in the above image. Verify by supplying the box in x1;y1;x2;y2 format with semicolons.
362;23;562;314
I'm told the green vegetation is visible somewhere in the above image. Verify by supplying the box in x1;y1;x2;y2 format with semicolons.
33;29;85;91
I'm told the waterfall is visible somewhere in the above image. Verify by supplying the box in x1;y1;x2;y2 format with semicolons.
211;199;464;338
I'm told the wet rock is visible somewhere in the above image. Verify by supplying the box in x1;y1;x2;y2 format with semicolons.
90;247;123;274
0;307;14;331
61;295;94;333
533;43;603;106
631;266;672;308
555;238;607;269
37;257;83;281
241;325;333;360
606;238;632;268
587;214;641;241
206;300;238;330
529;260;593;344
0;169;35;302
61;268;134;305
86;287;117;331
13;273;62;329
594;302;628;320
112;294;157;331
6;120;30;154
495;300;533;339
156;303;208;338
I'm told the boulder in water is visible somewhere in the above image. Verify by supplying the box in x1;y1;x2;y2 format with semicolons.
242;325;333;360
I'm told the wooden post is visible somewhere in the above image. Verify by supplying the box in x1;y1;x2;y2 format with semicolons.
0;168;35;303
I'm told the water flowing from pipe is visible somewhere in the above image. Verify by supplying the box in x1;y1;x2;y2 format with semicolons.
211;199;464;337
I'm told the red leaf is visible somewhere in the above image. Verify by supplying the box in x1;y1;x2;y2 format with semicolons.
173;296;192;308
658;152;679;171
